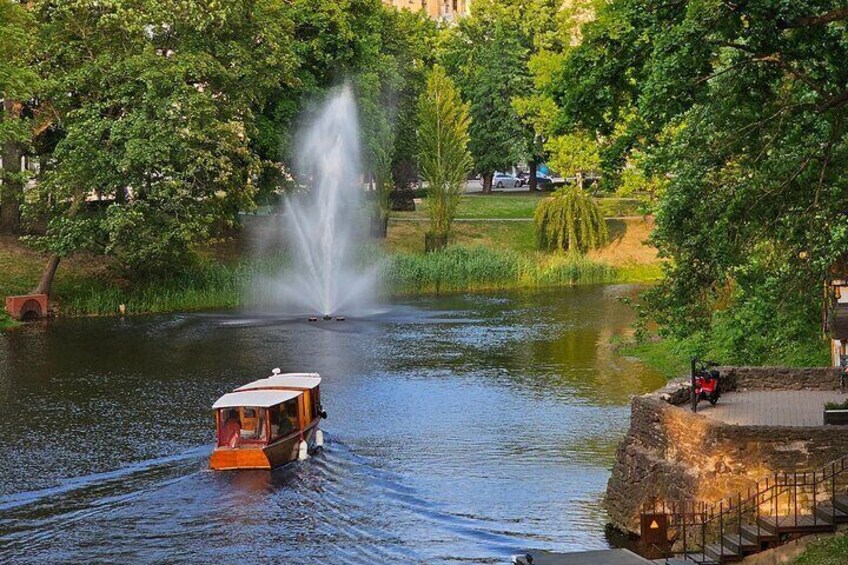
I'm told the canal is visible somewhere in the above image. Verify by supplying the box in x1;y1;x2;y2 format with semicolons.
0;285;664;564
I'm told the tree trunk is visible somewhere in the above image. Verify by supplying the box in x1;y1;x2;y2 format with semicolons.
576;171;584;191
31;193;84;297
424;232;448;252
0;99;24;234
32;254;61;296
482;171;493;194
370;214;388;238
529;160;538;192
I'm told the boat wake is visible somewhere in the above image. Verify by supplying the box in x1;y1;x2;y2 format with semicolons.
0;447;210;514
293;440;529;563
0;436;531;564
0;447;209;559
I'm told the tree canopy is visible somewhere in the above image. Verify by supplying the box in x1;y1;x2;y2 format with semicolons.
417;65;472;246
439;4;528;192
6;0;436;290
27;0;297;277
555;0;848;361
0;0;39;234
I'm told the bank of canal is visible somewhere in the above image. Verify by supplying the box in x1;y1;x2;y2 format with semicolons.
0;286;664;563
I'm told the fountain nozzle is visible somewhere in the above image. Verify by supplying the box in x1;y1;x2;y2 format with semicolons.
323;315;332;321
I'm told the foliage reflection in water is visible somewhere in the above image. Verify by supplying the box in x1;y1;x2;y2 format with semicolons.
0;286;664;563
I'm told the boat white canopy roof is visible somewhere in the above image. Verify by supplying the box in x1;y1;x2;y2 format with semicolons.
212;389;301;410
235;372;321;392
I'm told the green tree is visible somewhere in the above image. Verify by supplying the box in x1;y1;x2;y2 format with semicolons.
546;131;600;190
555;0;848;360
417;66;472;251
251;0;388;204
356;8;436;237
386;9;437;188
440;10;527;193
0;0;38;234
357;71;397;237
251;1;435;207
534;184;607;253
479;0;562;192
28;0;297;292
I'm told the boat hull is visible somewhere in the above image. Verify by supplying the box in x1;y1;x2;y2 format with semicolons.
210;423;319;471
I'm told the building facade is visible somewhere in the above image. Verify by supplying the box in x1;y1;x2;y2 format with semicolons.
383;0;470;22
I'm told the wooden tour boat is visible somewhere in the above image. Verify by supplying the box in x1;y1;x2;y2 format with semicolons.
210;369;327;471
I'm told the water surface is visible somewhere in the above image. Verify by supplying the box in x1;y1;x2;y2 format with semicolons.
0;285;663;564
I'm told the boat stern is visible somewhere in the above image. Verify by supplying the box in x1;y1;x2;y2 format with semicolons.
209;447;272;471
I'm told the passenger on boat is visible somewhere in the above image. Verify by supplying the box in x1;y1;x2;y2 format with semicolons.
270;405;294;438
219;409;241;448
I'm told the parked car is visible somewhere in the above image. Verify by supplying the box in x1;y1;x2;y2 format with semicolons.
493;172;521;188
523;174;553;190
518;171;553;187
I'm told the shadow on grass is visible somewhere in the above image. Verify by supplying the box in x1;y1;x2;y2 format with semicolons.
606;218;628;245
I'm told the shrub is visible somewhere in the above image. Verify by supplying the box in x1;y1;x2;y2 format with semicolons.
534;185;608;253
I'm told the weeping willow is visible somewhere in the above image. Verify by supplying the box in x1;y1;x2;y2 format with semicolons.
534;185;608;254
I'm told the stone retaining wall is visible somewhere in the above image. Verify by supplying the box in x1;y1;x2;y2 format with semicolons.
720;366;841;392
605;366;848;534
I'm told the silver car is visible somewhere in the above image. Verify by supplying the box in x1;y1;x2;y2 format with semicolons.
493;172;521;188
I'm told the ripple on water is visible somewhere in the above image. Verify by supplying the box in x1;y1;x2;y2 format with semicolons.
0;286;663;563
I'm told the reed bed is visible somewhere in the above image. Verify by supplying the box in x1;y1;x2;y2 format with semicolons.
385;246;619;294
54;247;625;317
60;262;255;316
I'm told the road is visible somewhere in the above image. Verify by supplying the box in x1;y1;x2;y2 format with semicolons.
462;178;561;193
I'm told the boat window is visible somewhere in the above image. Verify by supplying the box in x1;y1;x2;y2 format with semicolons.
285;398;298;428
217;407;268;446
217;409;241;447
270;398;299;440
238;407;266;443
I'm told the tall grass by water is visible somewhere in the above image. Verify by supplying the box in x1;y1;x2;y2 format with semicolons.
385;246;619;294
55;247;624;317
61;262;254;316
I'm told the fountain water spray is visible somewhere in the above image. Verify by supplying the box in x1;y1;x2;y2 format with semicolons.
253;86;379;317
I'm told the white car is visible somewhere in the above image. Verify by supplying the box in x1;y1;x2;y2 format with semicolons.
493;172;521;188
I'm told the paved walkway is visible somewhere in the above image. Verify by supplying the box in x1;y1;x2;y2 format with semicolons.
697;391;846;427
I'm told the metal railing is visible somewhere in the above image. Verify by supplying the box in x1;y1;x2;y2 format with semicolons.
641;454;848;562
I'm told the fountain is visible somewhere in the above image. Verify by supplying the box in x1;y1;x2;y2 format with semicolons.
252;86;379;318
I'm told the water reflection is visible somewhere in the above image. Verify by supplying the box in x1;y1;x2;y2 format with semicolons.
0;285;663;563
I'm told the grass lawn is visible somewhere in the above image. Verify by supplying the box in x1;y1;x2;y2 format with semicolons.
619;339;691;379
395;193;643;220
387;218;537;254
0;209;661;319
0;312;17;329
0;235;111;300
386;216;659;268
